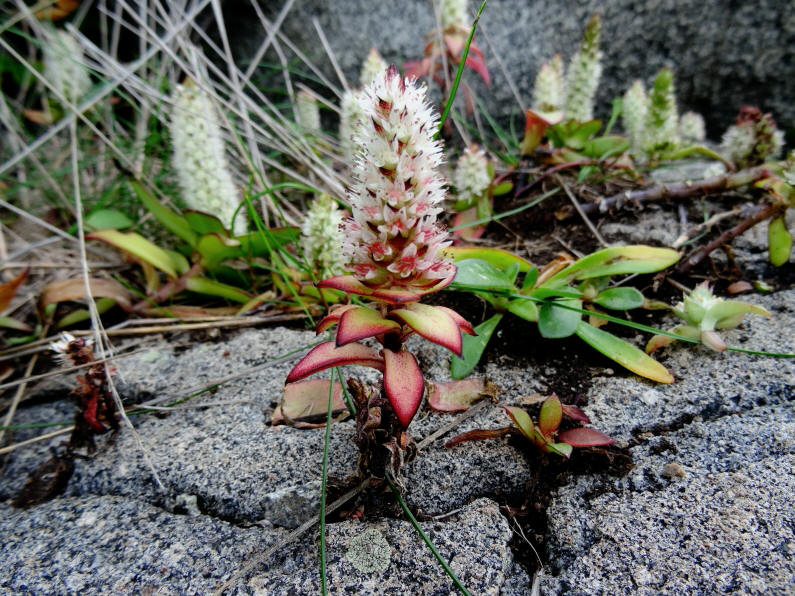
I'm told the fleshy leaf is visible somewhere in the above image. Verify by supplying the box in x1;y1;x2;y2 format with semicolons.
183;276;251;303
548;246;680;284
503;405;535;441
317;275;372;296
709;301;770;327
558;427;615;447
435;306;476;336
451;207;486;241
520;109;562;155
383;347;424;427
451;313;503;379
451;259;516;293
427;378;498;412
545;442;574;458
0;316;32;332
561;404;590;423
84;209;134;231
184;210;228;236
593;287;644;310
315;304;358;333
768;215;792;266
538;299;582;338
336;306;400;346
390;303;463;355
273;379;346;426
129;180;197;247
87;230;178;278
286;341;384;383
538;395;563;438
447;246;533;272
576;321;674;383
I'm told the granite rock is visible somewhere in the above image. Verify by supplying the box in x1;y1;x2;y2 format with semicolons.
231;0;795;137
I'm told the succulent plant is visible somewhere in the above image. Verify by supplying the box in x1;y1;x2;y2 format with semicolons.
171;79;245;235
646;282;770;353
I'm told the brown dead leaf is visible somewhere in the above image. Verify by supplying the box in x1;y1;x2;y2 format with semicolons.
0;268;28;312
40;277;133;312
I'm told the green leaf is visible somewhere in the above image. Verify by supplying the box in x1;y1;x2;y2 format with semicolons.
538;299;582;338
492;181;513;196
0;316;32;332
503;406;535;441
195;233;244;271
593;287;645;310
575;320;674;383
56;297;117;328
768;215;792;266
183;276;251;303
88;230;178;278
84;209;133;231
184;211;228;236
538;395;563;437
583;135;630;160
506;298;538;322
448;246;534;272
547;245;680;284
521;267;539;291
451;259;516;293
129;180;197;247
451;313;504;379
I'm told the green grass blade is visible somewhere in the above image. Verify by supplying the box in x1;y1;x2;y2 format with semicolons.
319;372;334;595
385;473;472;596
436;0;488;137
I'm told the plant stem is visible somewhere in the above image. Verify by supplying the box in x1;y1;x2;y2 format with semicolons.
574;166;770;218
675;200;786;274
385;473;472;596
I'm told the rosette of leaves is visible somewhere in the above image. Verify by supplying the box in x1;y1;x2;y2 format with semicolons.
446;244;680;383
445;394;613;458
646;282;770;353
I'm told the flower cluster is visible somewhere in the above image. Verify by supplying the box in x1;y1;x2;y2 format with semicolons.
43;27;91;105
295;89;321;134
564;14;602;122
622;80;648;156
171;79;245;235
679;111;706;143
436;0;468;29
643;67;680;155
532;54;565;115
720;106;784;168
453;144;491;207
329;65;456;300
300;193;346;279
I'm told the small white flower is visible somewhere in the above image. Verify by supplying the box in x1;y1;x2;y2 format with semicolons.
454;145;491;206
171;79;245;235
51;332;92;363
43;28;91;105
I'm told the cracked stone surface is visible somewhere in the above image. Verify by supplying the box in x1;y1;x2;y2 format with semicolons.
1;293;792;593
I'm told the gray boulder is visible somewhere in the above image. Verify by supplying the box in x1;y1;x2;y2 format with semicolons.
231;0;795;137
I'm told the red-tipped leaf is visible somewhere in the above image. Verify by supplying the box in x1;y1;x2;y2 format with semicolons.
317;275;374;297
285;341;384;383
383;347;425;427
390;302;463;356
435;305;475;336
336;306;400;346
561;404;590;423
557;427;615;448
315;304;357;334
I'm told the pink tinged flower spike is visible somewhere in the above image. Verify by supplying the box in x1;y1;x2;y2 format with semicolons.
339;65;456;302
383;347;425;427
